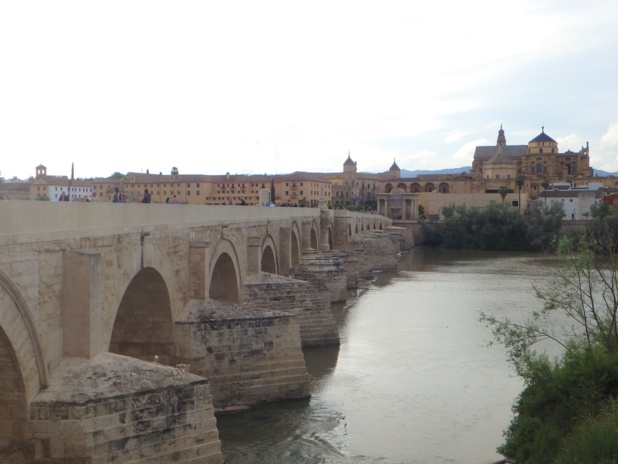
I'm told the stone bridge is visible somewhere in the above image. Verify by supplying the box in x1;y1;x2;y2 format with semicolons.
0;201;408;463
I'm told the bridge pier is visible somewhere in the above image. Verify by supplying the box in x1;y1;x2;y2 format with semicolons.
27;353;222;463
242;272;339;347
174;300;310;411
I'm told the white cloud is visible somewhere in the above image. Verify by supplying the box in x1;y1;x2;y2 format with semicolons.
591;123;618;172
600;123;618;151
557;134;584;152
452;139;489;163
445;131;470;144
2;1;618;179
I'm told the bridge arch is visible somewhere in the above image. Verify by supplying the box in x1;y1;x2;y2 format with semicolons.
0;271;48;460
110;267;176;365
0;328;30;460
261;235;278;274
290;222;301;267
0;270;48;393
208;239;241;303
310;220;319;250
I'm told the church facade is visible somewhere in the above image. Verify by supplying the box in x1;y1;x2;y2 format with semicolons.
472;126;593;180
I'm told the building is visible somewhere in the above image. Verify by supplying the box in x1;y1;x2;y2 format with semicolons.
540;182;605;220
472;125;592;179
29;165;92;201
91;170;332;206
0;180;30;200
277;172;332;206
323;153;392;206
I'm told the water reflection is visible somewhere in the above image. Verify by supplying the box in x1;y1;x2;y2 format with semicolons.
217;249;551;464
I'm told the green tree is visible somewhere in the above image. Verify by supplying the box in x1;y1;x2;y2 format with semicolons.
418;204;425;219
515;173;525;213
110;172;124;179
498;185;508;206
481;230;618;462
540;178;550;203
427;202;563;251
35;194;50;201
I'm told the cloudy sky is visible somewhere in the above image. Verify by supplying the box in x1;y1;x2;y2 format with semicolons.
2;0;618;180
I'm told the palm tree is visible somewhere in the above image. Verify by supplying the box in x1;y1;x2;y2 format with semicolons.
540;178;550;204
498;185;508;206
515;174;525;213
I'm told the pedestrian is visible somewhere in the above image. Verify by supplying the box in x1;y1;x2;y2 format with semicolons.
59;190;68;201
112;188;120;203
142;189;151;203
171;195;179;204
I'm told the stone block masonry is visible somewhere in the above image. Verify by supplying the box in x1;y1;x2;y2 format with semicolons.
350;231;401;277
241;273;339;347
175;300;310;411
290;254;348;303
27;353;222;463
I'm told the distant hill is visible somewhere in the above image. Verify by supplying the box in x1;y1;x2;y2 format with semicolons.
400;167;471;178
594;169;618;177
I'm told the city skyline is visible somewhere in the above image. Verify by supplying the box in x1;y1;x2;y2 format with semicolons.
2;1;618;180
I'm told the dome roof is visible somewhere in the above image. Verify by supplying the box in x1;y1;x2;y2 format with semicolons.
530;127;557;144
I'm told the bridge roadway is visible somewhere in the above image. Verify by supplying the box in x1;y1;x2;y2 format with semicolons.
0;200;398;463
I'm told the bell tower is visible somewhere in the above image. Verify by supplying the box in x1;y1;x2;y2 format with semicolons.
35;165;47;178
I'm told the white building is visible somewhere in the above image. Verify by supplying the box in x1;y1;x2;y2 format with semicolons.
539;182;605;220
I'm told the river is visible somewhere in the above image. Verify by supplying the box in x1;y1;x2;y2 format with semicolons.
217;248;556;464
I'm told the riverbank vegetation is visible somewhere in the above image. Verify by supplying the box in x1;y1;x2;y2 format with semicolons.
481;212;618;463
420;202;565;251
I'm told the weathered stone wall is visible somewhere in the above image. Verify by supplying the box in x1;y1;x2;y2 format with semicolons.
384;226;415;250
174;301;310;410
350;232;400;277
290;254;347;303
27;353;222;463
241;273;339;347
330;251;359;289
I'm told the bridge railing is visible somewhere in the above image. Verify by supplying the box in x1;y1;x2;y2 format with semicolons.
0;201;322;239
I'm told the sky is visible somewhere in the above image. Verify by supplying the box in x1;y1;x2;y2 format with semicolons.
2;0;618;180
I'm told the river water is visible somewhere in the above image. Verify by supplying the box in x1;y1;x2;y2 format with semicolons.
217;248;556;464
